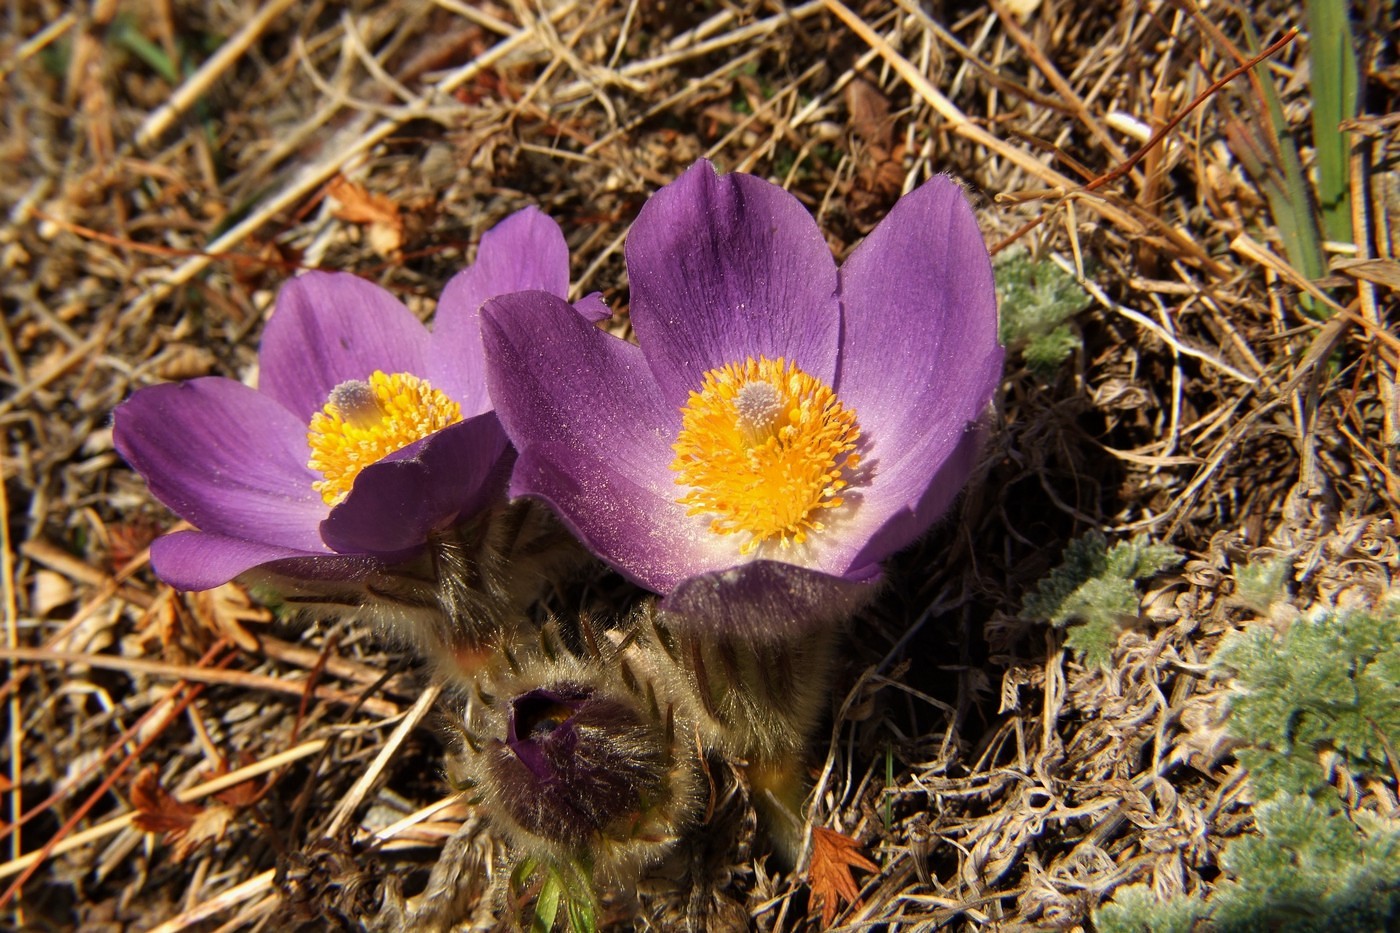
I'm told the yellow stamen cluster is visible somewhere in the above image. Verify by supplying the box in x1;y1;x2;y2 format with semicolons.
306;370;462;506
670;356;861;553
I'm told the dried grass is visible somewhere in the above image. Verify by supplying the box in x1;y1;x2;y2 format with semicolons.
1;0;1396;929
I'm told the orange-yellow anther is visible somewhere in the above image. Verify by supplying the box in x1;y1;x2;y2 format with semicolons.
306;371;461;506
670;356;861;552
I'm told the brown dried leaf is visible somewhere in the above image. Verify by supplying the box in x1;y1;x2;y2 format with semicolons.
327;175;404;257
326;175;399;225
808;826;879;927
190;582;272;653
151;344;217;381
171;804;234;861
32;569;75;616
845;77;893;149
107;516;160;571
131;765;234;861
131;765;203;836
136;588;186;659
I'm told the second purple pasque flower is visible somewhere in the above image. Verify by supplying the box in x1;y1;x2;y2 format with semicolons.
115;208;606;592
481;160;1003;637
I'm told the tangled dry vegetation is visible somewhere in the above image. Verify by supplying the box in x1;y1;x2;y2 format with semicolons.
1;0;1396;929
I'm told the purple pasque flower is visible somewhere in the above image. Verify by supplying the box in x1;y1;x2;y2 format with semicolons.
481;160;1003;638
115;208;607;592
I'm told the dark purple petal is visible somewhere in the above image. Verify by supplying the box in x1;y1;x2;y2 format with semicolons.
430;207;573;415
659;560;881;640
259;271;430;422
507;685;591;743
506;686;590;779
485;684;667;843
626;160;841;406
150;531;333;591
571;291;611;323
113;378;327;551
318;413;511;555
250;552;388;584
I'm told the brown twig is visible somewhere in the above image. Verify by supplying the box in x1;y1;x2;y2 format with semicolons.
989;27;1300;254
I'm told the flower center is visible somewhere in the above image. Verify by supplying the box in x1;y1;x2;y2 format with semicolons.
670;356;861;553
306;370;462;506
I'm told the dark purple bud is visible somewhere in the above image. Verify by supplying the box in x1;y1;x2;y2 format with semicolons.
484;683;669;845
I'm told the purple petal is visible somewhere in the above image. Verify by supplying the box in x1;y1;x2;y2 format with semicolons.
318;414;511;555
430;207;573;415
150;531;333;591
828;348;1001;571
481;290;680;498
658;560;881;640
509;443;731;594
626;160;841;406
835;175;1000;448
259;271;430;422
113;378;328;551
481;289;739;591
571;291;610;322
847;417;990;570
830;176;1003;565
506;686;588;779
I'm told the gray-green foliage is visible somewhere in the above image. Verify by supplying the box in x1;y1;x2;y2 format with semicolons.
1209;796;1400;932
994;250;1089;374
1216;605;1400;800
1094;883;1209;933
1094;600;1400;931
1020;532;1182;668
1230;557;1291;614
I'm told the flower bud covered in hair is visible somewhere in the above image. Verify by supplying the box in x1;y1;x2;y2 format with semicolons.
452;642;701;889
486;684;666;845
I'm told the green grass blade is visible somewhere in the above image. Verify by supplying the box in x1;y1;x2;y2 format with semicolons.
1240;18;1329;318
1303;0;1359;244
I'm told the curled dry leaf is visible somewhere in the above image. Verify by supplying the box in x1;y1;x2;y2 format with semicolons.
190;582;272;653
808;826;879;927
327;175;404;258
131;765;235;862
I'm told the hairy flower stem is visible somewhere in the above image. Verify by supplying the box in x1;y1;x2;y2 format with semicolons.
249;500;588;685
748;755;811;868
640;607;839;761
629;603;839;861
